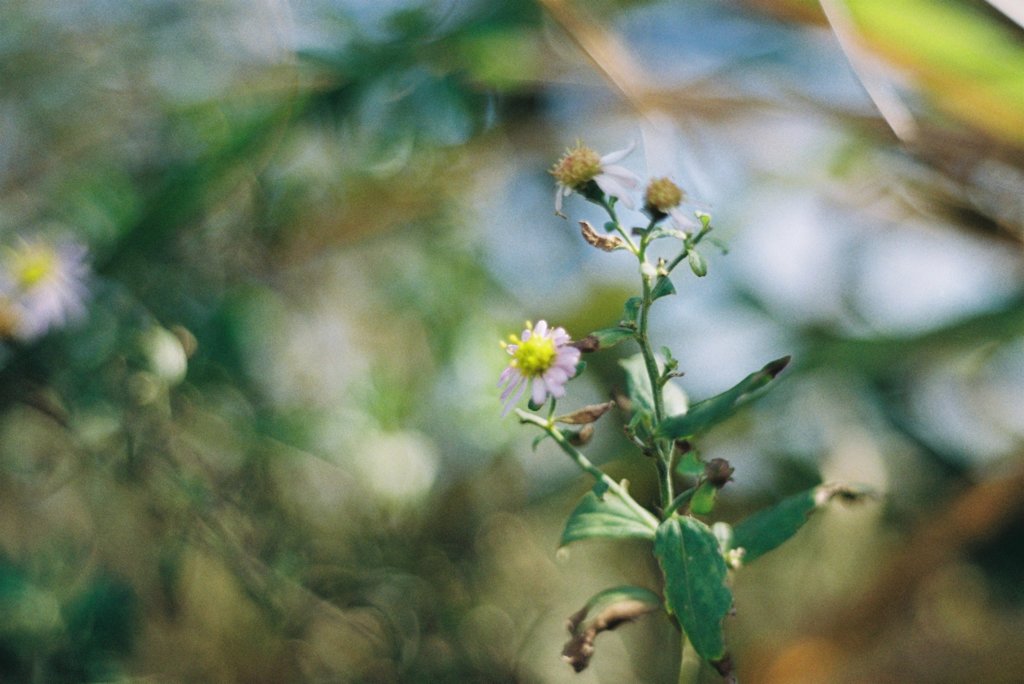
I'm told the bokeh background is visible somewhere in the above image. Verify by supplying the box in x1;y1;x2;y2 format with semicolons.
2;0;1023;682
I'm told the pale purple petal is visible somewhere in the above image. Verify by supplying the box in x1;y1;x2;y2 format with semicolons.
502;380;528;416
555;186;565;214
555;362;578;379
500;372;525;401
559;347;582;366
5;237;91;341
545;366;569;385
534;320;548;337
531;378;547;406
546;380;566;398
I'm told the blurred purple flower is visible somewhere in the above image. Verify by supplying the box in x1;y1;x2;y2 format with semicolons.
1;236;90;341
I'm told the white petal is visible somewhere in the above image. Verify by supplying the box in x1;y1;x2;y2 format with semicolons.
601;165;641;188
595;175;637;209
600;141;636;165
670;208;698;230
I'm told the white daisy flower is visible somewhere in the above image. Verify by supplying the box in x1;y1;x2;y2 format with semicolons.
498;320;581;416
2;236;90;341
550;141;641;215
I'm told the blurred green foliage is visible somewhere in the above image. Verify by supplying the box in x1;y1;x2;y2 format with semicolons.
0;0;1022;682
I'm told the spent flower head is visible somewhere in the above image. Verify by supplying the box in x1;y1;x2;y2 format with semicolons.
645;177;684;213
551;142;641;215
498;320;581;415
1;236;90;342
644;177;697;230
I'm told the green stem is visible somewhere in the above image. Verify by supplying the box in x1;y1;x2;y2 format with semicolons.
601;198;639;254
664;484;698;518
633;220;678;510
638;277;665;423
665;247;689;274
655;457;673;514
515;410;657;528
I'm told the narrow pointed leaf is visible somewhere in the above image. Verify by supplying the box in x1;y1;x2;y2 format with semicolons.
531;433;550;451
621;296;642;326
651;276;676;301
560;485;659;546
587;326;635;350
732;483;874;563
657;356;791;439
654;516;732;661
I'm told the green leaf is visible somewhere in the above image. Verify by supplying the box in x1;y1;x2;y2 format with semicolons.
688;249;707;277
588;326;635;349
651;276;676;301
657;356;791;440
560;484;659;547
707;236;729;254
654;516;732;661
676;449;704;477
562;585;661;673
619;353;654;415
732;483;875;563
689;481;718;516
621;296;642;326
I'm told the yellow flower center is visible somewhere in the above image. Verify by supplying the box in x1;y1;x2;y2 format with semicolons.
550;143;602;189
9;245;56;289
511;332;556;377
645;177;684;212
